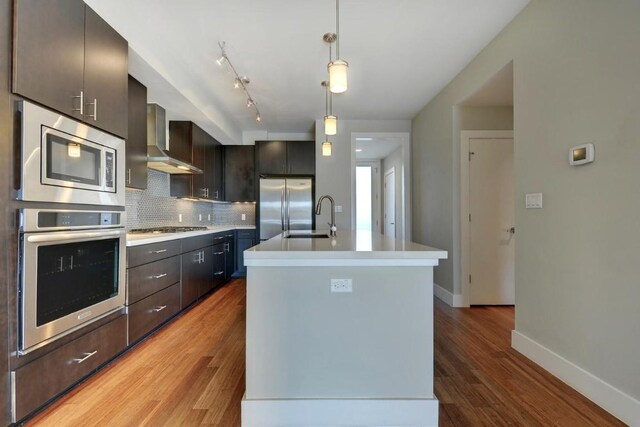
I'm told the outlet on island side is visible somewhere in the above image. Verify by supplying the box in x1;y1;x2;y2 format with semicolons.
331;279;352;293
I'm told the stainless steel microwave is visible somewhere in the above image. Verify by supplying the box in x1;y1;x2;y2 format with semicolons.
18;100;125;207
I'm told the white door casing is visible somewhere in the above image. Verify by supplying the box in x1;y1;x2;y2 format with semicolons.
468;137;515;305
384;168;396;238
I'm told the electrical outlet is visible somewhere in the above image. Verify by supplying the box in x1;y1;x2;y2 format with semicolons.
208;214;211;221
335;205;343;213
199;214;202;221
178;214;183;223
241;214;246;221
331;279;352;293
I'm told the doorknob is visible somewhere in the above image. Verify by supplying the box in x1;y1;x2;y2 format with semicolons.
508;227;515;234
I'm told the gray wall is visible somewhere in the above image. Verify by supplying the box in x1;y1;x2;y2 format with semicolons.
314;120;411;231
382;147;404;238
459;106;513;131
412;0;640;402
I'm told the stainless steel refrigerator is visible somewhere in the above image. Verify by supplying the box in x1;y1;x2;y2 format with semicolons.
259;178;313;240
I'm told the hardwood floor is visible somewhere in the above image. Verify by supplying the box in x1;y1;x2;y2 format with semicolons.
26;279;624;426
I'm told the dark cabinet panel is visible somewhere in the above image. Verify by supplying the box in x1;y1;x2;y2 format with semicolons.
127;240;182;268
235;230;256;276
256;140;287;175
223;232;235;281
211;243;226;292
12;315;127;423
191;125;207;199
13;0;86;120
168;121;194;167
83;6;128;138
126;256;180;305
128;282;180;344
181;249;204;309
224;145;255;201
287;140;315;175
256;141;315;176
13;0;128;137
210;139;224;201
126;75;147;189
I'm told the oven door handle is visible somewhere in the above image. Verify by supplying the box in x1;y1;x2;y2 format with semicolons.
26;229;125;243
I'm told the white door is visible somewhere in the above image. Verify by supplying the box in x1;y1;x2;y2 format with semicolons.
469;138;514;305
384;168;396;238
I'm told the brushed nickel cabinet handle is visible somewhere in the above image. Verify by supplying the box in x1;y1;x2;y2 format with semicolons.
72;91;84;115
127;168;131;184
214;271;224;276
213;251;224;255
151;249;167;254
71;350;97;364
151;305;167;312
151;273;167;279
87;98;97;120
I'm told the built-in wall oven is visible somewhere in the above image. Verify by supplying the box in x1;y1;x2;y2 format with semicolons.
18;100;125;206
19;209;126;354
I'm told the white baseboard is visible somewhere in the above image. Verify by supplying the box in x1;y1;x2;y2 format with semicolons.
433;283;465;307
241;397;439;427
512;330;640;427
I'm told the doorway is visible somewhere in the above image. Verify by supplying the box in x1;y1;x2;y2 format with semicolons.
460;130;515;306
351;132;411;240
384;168;396;238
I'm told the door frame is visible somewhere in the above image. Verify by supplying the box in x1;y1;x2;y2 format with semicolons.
356;160;381;233
383;166;396;237
460;130;514;307
350;132;411;240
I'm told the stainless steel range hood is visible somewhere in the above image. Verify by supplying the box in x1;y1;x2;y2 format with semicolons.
146;104;203;174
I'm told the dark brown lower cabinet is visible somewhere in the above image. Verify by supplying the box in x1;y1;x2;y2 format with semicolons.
12;315;127;422
211;243;226;292
128;283;180;344
182;247;211;308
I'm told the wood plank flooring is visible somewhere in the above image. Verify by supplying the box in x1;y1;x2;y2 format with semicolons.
26;279;625;426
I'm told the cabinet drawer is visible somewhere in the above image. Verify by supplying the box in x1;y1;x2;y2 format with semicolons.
237;229;256;239
182;234;215;253
127;255;180;304
12;315;127;422
127;240;182;268
128;282;180;344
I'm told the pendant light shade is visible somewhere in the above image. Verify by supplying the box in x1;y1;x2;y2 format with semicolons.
322;141;332;156
328;59;348;94
324;115;337;135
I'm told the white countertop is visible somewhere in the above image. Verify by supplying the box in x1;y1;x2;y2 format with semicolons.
126;225;256;247
245;230;447;267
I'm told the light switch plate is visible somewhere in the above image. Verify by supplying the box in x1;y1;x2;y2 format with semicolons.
241;214;246;221
178;213;183;222
526;193;543;209
335;205;343;213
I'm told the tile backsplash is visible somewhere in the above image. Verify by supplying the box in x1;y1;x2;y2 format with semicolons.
125;170;255;229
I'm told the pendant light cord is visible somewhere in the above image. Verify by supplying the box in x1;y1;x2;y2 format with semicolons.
336;0;340;59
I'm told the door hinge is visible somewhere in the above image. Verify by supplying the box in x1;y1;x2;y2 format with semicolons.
469;274;471;283
469;214;471;222
469;151;475;161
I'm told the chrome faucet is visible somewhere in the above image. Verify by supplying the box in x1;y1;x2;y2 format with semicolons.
315;195;337;237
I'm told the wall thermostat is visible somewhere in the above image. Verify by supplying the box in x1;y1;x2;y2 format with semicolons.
569;143;595;166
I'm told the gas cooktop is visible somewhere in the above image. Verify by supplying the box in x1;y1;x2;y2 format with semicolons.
128;226;209;234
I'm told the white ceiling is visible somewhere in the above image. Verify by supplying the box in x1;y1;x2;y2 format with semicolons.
356;137;402;160
86;0;529;143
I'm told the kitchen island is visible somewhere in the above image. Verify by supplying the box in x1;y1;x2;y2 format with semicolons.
242;230;447;427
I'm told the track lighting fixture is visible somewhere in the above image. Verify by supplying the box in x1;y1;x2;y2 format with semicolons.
217;41;262;123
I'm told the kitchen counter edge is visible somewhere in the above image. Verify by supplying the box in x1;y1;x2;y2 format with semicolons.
126;226;256;247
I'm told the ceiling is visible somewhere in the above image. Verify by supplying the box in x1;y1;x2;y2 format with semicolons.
355;137;402;160
85;0;529;143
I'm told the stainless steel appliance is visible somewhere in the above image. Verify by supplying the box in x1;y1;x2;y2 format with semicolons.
19;208;126;354
259;178;313;241
18;100;125;206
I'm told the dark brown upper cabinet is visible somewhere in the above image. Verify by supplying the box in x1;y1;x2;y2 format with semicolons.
169;122;223;201
125;75;147;190
13;0;128;138
224;145;255;202
256;140;315;176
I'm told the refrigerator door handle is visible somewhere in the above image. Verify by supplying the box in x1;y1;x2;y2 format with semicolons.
281;188;285;231
286;188;291;231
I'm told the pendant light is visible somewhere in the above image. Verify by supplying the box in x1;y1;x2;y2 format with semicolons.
322;68;337;136
328;0;348;93
322;141;332;156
